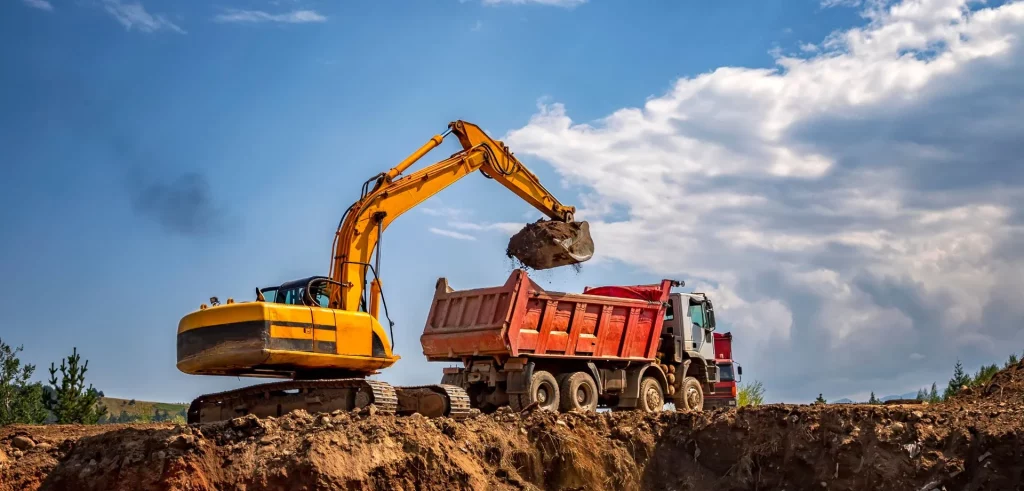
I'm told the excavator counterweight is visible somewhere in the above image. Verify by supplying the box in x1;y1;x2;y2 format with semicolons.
177;120;593;423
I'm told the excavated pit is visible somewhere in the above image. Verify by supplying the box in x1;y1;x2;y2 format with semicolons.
3;361;1024;491
506;220;594;271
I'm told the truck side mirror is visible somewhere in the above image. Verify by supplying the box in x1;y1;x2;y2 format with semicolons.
706;306;716;331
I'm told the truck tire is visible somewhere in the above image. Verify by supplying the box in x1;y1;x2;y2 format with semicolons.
637;377;665;412
674;376;703;411
509;370;560;412
558;372;598;412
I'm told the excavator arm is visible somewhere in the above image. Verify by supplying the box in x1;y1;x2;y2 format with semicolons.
327;120;581;314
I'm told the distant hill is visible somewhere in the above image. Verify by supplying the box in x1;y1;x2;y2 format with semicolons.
881;391;920;402
833;398;854;404
98;397;188;424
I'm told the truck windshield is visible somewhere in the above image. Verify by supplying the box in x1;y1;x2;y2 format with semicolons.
717;363;735;382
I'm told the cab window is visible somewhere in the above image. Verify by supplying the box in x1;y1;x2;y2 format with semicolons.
277;287;305;305
664;299;675;321
688;303;705;328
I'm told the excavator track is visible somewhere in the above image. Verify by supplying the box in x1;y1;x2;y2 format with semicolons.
394;384;471;420
186;378;397;424
186;379;472;424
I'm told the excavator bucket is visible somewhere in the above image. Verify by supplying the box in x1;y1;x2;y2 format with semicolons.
506;220;595;270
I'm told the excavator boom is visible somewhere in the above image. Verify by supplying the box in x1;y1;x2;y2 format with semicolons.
329;120;591;313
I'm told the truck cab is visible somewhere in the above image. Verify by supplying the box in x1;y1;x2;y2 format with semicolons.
659;292;720;405
706;332;741;408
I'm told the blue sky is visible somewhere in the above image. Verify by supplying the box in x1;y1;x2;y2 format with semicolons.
2;0;1023;404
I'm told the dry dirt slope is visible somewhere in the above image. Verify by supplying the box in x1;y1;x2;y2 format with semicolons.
2;360;1023;491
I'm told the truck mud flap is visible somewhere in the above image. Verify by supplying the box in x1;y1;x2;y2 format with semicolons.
586;362;603;395
505;361;535;395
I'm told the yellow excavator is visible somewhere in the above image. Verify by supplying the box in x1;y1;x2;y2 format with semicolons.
177;120;594;423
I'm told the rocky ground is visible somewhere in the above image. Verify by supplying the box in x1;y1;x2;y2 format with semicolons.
3;360;1023;491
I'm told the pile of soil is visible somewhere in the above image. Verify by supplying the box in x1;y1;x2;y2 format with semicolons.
506;220;594;271
953;359;1024;405
3;395;1023;491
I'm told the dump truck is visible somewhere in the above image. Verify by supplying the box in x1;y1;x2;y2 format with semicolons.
705;332;742;408
421;269;721;412
176;120;594;424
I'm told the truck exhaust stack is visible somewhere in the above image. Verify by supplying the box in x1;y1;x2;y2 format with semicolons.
506;220;595;270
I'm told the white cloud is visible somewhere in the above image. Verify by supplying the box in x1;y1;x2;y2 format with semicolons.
22;0;53;11
428;228;477;241
449;221;524;234
482;0;587;7
102;0;184;33
821;0;863;7
213;9;327;24
420;206;467;219
504;0;1024;401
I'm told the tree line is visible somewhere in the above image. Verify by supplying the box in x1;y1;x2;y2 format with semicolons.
736;350;1021;407
1;338;106;425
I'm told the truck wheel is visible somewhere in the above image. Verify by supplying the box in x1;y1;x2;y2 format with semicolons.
674;376;703;411
510;370;560;412
558;372;598;412
637;377;665;412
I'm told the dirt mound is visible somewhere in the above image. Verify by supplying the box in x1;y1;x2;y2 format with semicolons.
954;359;1024;405
506;220;594;270
4;399;1024;491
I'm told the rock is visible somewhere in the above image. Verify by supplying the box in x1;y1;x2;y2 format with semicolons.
319;416;331;426
891;422;905;433
12;436;36;450
367;405;378;417
11;449;23;459
168;435;193;451
0;448;8;466
34;443;53;452
555;420;568;427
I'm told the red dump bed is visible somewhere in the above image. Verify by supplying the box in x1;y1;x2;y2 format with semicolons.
420;270;674;362
714;332;733;362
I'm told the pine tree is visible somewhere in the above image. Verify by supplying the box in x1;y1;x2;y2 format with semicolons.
868;392;879;404
928;382;940;403
44;347;107;424
971;364;999;387
915;389;927;401
815;393;826;404
0;338;48;425
1007;353;1019;369
943;359;971;400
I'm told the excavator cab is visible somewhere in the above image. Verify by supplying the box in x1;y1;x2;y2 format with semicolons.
257;276;332;307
